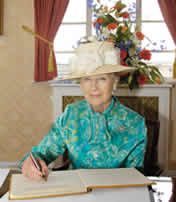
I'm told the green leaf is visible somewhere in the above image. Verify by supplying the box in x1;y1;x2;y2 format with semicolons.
148;65;165;83
106;14;119;23
139;68;146;74
109;33;117;40
115;1;126;11
147;79;155;84
128;73;133;85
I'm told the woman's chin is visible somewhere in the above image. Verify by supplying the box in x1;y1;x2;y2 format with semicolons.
89;100;104;109
88;97;102;105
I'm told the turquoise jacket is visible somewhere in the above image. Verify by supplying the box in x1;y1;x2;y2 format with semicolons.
20;97;147;169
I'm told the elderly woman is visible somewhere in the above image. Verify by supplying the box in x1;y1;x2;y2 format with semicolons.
21;41;147;180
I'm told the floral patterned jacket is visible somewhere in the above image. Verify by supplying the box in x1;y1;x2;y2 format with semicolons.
20;96;147;169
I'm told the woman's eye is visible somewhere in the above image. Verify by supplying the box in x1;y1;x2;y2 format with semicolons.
99;77;106;81
83;78;91;81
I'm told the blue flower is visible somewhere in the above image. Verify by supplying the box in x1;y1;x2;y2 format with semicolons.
119;41;124;49
98;37;104;41
160;45;164;50
132;2;136;8
128;8;133;11
87;0;94;9
95;23;100;35
126;40;132;48
138;47;142;52
87;0;94;4
152;49;157;52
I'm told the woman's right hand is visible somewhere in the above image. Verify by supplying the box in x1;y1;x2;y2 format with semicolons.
22;155;48;181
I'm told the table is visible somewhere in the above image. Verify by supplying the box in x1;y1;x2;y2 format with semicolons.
149;177;172;202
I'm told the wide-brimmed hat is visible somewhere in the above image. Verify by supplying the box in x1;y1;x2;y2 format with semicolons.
54;40;135;81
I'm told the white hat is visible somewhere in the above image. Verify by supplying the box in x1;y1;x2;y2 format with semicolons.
55;41;135;81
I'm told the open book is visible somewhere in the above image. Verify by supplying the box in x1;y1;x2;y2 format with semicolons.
9;168;154;200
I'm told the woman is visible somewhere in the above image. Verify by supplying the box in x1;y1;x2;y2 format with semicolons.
20;41;147;180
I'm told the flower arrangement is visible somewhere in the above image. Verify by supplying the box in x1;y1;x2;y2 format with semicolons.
88;0;165;89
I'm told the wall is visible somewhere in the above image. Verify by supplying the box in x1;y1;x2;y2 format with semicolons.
0;0;53;162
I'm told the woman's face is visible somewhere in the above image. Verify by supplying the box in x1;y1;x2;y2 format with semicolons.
80;73;115;112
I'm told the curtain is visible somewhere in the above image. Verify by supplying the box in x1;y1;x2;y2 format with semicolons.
34;0;69;81
158;0;176;45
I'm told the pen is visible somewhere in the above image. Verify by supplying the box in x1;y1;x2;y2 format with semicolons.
30;152;47;181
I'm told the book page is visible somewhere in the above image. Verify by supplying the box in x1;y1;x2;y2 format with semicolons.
10;170;87;199
78;168;153;189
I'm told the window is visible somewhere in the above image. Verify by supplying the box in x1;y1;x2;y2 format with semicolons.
54;0;175;78
54;0;91;78
141;0;174;77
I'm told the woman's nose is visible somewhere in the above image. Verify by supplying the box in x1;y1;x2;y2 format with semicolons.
91;80;98;90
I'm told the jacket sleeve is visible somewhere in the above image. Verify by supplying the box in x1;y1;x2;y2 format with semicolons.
124;118;147;168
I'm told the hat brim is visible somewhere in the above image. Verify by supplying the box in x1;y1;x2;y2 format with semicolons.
54;64;135;81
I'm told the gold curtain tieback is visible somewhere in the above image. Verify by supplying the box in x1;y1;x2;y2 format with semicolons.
22;25;54;73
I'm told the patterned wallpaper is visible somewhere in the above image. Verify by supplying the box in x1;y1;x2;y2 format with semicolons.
0;0;53;161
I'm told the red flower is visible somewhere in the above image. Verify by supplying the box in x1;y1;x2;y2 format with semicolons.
120;61;127;66
120;50;127;60
120;62;128;76
93;18;104;26
120;72;128;76
140;49;151;60
137;74;148;85
107;23;118;30
123;12;130;18
97;18;104;23
93;21;97;26
105;39;115;43
136;31;144;40
112;5;121;9
118;12;130;18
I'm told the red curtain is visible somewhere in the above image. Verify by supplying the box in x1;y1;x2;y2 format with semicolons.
34;0;69;81
158;0;176;45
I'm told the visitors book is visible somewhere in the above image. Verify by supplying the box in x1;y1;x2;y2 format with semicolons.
9;168;154;200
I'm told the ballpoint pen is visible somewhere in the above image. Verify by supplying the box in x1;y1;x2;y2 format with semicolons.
29;152;47;181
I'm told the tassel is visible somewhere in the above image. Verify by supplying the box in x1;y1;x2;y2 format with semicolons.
48;47;54;73
22;25;55;73
173;49;176;79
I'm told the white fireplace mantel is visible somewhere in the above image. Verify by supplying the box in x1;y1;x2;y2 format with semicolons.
49;82;175;175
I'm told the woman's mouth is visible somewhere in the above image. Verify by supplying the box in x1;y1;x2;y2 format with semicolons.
90;94;101;97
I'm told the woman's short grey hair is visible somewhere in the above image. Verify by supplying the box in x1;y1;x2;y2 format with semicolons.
112;73;119;92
